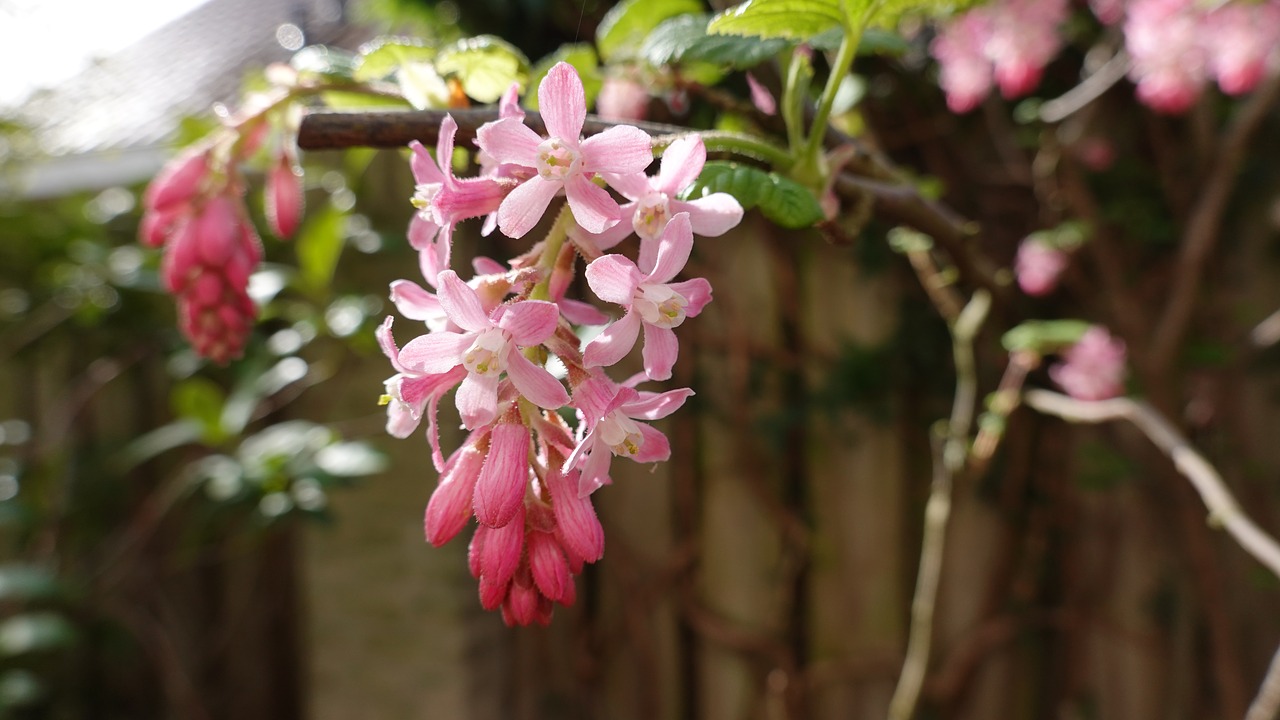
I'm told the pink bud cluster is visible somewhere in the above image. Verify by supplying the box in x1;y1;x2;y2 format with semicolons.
141;109;305;364
1051;326;1127;400
1125;0;1280;113
382;63;743;625
932;0;1280;115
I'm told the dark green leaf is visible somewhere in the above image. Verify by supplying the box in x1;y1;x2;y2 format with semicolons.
681;161;825;229
597;0;705;62
641;14;789;68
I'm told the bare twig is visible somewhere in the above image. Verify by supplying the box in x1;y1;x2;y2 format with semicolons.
1039;50;1131;124
1247;645;1280;720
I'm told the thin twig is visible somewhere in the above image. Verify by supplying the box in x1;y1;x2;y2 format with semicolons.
1247;645;1280;720
1038;50;1131;124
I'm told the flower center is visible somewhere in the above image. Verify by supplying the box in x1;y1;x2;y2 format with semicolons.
632;191;670;240
462;328;509;376
598;411;644;457
535;138;583;181
633;283;688;329
412;183;441;212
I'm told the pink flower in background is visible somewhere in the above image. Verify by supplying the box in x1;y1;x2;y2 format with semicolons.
1125;0;1207;113
746;73;777;115
1089;0;1125;24
932;12;996;113
931;0;1067;110
1015;238;1068;296
396;270;567;430
586;135;743;250
476;62;653;237
1203;1;1280;95
408;115;510;284
565;373;692;496
597;75;650;121
583;213;713;381
265;149;303;239
1050;326;1128;400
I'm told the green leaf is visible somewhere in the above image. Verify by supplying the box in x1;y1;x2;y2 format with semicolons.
597;0;705;62
0;613;76;656
115;420;204;470
295;204;346;295
171;378;226;443
353;37;437;82
320;91;412;110
0;566;61;603
640;14;789;69
435;35;529;104
290;46;358;82
681;161;825;229
708;0;845;42
529;44;602;111
1002;319;1091;353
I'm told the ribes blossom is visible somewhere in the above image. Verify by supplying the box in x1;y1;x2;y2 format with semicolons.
1050;326;1128;400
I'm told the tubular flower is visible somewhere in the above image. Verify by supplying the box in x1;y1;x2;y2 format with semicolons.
1014;238;1069;297
565;372;692;496
396;270;568;430
476;61;653;238
583;213;713;381
376;317;468;470
408;115;510;284
1050;326;1128;401
582;135;743;250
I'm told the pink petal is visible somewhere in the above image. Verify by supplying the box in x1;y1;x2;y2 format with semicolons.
544;467;605;558
476;117;542;167
498;82;524;119
503;570;541;625
646;212;694;284
669;277;713;317
674;194;744;237
376;316;407;372
577;442;612;496
498;176;562;239
409;140;445;184
621;387;693;420
496;299;559;346
478;571;509;610
456;371;501;429
389;280;441;322
539;62;587;142
473;422;531;528
631;422;671;463
577;203;636;250
424;444;484;546
585;254;642;305
436;270;492;332
641;323;678;381
584;311;641;368
746;73;778;116
477;503;524;584
527;531;571;602
564;175;622;234
571;374;619;423
601;172;650;200
436;114;458;184
398;331;471;373
504;349;569;410
580;125;653;175
473;256;507;276
656;135;706;195
558;298;609;326
408;214;441;252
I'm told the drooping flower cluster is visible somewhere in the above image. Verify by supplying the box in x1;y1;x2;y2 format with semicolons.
1051;326;1128;400
932;0;1280;114
381;62;743;625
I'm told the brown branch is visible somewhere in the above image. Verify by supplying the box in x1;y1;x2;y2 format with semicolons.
1149;74;1280;371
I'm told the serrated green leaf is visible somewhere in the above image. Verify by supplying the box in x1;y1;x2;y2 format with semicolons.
171;378;226;443
640;14;789;68
435;35;529;104
597;0;705;62
353;37;437;82
708;0;845;41
681;161;825;229
1002;320;1091;353
296;204;346;295
530;44;602;111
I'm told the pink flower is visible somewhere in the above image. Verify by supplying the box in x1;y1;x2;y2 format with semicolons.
596;75;650;121
476;62;653;237
376;317;468;469
1204;1;1280;95
396;270;568;429
408;115;510;284
583;213;713;381
931;0;1067;110
565;372;692;496
424;436;486;546
746;73;777;115
1015;238;1068;296
1050;326;1127;400
1125;0;1207;113
584;135;744;250
265;150;303;239
932;12;995;113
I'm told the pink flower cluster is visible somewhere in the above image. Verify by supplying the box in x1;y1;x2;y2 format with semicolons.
930;0;1069;113
1050;326;1127;400
382;63;743;625
932;0;1280;115
1126;0;1280;113
141;119;303;363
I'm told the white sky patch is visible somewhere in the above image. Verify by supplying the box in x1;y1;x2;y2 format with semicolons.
0;0;211;107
